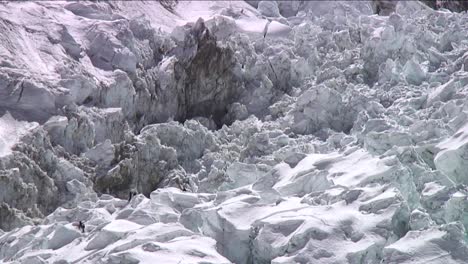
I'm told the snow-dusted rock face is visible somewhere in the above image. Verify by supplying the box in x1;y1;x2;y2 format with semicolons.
0;0;468;263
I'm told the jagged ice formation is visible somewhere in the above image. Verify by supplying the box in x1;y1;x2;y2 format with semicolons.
0;1;467;263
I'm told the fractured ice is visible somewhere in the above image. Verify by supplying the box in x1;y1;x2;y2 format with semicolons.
0;1;467;263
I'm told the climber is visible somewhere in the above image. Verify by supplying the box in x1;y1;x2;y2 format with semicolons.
128;190;138;201
263;20;272;38
376;4;381;15
176;178;188;192
78;221;85;233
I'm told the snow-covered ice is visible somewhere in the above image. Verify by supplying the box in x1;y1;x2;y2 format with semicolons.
0;112;38;157
0;0;468;263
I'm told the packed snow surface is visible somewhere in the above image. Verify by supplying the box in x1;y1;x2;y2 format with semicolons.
0;0;468;263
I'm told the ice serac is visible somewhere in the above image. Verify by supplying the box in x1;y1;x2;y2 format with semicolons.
171;18;242;126
383;223;468;264
0;0;468;264
434;123;468;185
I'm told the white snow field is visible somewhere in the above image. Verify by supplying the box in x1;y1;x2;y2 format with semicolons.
0;0;468;263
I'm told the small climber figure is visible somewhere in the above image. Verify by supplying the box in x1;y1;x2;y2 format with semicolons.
263;20;271;38
78;221;85;233
176;177;188;192
128;190;138;201
376;4;381;15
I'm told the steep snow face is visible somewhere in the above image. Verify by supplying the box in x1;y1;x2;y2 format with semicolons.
0;112;38;157
1;0;468;264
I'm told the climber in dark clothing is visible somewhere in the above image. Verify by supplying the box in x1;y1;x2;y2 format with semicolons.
128;190;138;201
78;221;85;233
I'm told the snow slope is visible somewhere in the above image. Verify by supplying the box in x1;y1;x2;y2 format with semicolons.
0;112;38;157
0;0;468;264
